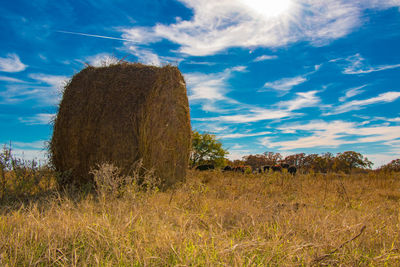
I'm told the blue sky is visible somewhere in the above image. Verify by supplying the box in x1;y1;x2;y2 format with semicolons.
1;0;400;167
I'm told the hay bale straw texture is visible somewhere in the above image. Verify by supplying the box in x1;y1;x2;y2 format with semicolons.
50;63;191;188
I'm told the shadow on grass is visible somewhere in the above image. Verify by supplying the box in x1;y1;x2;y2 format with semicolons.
0;184;95;215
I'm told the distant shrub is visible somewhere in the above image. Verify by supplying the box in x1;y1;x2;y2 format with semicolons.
90;160;161;201
0;144;56;201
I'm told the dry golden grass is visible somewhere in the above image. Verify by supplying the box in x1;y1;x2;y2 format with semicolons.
1;169;399;266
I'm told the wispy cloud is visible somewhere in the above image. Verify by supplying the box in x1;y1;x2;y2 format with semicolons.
191;86;321;124
120;27;161;44
276;90;321;111
11;149;48;161
194;108;293;123
364;153;400;168
118;0;398;56
183;61;217;66
253;55;278;62
128;46;163;66
227;150;251;160
18;113;54;125
325;91;400;115
185;66;246;112
29;73;68;89
261;120;356;150
10;140;49;162
231;144;245;149
342;53;400;74
54;3;400;58
262;76;307;93
260;119;400;153
220;131;272;139
0;75;26;83
12;140;47;150
339;85;367;102
0;74;68;104
0;53;27;72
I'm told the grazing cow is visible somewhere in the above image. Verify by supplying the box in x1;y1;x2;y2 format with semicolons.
196;164;214;171
281;163;290;169
288;166;297;175
233;165;252;173
263;165;271;172
223;165;233;172
233;166;245;173
271;165;282;172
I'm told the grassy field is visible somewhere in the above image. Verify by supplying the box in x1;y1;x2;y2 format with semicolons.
0;168;399;266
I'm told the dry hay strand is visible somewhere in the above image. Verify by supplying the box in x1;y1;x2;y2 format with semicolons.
50;62;191;188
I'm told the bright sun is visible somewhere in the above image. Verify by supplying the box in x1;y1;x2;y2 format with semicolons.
240;0;293;18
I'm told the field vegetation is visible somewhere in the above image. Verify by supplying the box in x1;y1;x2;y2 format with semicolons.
1;145;399;266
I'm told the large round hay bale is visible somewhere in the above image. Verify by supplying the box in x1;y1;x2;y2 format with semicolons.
50;63;191;188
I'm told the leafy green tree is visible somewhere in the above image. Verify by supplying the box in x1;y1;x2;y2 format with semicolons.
334;151;373;173
190;130;228;168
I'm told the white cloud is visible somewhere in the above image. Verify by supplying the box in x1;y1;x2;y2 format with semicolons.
190;82;320;123
262;75;307;93
128;46;162;66
192;123;230;133
231;144;245;149
259;120;400;154
342;54;400;74
38;54;47;61
184;61;217;66
194;108;293;123
10;140;49;163
220;131;271;139
362;0;400;10
185;66;245;112
18;113;54;125
119;0;399;56
121;27;161;44
326;91;400;115
186;72;228;102
12;140;47;150
0;75;25;83
227;150;251;160
11;148;48;163
276;90;320;111
254;55;278;62
230;66;247;72
0;74;68;104
0;53;27;72
30;73;68;89
364;153;400;168
260;120;356;150
388;117;400;122
339;85;367;102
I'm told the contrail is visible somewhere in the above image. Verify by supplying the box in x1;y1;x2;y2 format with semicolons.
56;30;134;42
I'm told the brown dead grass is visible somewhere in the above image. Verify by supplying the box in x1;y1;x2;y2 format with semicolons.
0;169;399;266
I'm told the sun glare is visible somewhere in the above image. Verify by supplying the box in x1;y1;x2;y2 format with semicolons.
240;0;293;18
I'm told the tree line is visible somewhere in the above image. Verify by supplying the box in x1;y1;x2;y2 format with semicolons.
190;130;399;173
